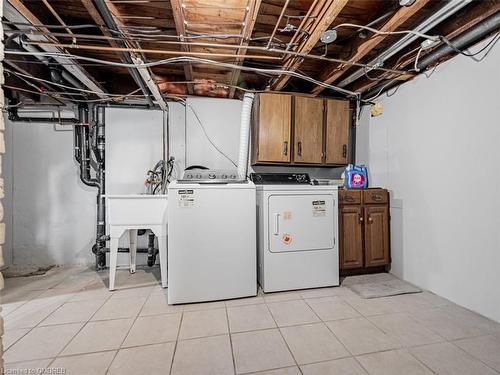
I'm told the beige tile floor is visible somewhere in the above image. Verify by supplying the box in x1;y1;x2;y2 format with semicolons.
2;266;500;375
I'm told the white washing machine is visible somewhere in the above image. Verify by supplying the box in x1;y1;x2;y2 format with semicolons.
254;173;339;293
167;172;257;304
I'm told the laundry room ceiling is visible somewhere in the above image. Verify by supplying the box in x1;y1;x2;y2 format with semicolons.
2;0;499;105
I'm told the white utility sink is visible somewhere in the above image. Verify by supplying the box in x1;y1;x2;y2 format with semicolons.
104;194;169;290
105;194;168;226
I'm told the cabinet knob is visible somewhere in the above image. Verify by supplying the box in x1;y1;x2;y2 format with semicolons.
368;216;373;224
358;215;363;224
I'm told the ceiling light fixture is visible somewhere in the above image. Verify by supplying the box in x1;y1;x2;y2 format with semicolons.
320;29;337;44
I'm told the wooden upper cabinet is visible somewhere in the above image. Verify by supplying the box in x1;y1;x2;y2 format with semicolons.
339;206;364;269
251;93;350;166
293;96;324;164
325;99;350;165
364;205;390;267
252;93;292;163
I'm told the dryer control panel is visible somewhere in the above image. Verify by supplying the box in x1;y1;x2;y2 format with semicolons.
250;173;311;185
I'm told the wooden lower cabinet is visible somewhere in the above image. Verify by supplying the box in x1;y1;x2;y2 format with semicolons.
364;205;390;267
339;206;364;269
339;188;390;273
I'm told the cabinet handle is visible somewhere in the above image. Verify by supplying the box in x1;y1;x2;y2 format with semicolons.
372;195;383;202
282;141;288;156
342;144;347;158
297;141;302;156
344;196;355;203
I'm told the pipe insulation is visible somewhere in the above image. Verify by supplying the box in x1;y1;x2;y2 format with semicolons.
237;92;255;180
416;11;500;70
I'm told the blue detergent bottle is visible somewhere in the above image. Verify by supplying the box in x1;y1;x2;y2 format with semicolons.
342;164;369;189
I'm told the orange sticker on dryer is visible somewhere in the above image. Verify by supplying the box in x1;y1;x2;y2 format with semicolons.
282;234;292;245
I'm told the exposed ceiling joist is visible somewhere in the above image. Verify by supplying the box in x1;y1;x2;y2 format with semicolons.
90;0;155;106
171;0;194;95
4;0;108;98
80;0;121;49
228;0;262;98
270;0;350;91
310;0;430;96
353;1;500;95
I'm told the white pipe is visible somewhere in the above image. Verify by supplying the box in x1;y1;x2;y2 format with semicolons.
237;93;255;180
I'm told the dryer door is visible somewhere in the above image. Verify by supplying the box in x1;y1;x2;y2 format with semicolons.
268;193;335;253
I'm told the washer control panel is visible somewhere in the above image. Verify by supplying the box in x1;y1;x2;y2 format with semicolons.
180;169;242;183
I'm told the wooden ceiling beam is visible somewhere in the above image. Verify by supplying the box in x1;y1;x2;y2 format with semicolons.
352;0;500;95
310;0;430;96
228;0;261;98
80;0;121;49
4;0;108;97
171;0;194;95
270;0;350;91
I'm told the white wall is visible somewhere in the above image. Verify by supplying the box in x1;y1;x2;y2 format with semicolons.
5;95;347;267
356;38;500;323
3;117;96;267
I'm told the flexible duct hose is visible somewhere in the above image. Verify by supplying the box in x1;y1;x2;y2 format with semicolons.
237;93;255;180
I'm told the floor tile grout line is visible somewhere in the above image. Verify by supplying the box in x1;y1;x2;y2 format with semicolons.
168;309;184;375
263;301;303;375
2;272;105;354
45;286;117;369
302;295;359;363
103;290;150;375
4;295;86;357
225;306;238;375
36;295;109;328
401;348;439;375
447;338;500;374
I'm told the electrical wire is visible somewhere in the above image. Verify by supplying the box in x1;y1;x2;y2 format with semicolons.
4;68;146;99
332;23;440;41
5;51;362;98
186;101;238;168
413;46;424;71
439;32;500;62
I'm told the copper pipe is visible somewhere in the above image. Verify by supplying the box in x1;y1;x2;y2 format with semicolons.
285;0;320;51
266;0;291;49
16;38;407;75
25;41;282;60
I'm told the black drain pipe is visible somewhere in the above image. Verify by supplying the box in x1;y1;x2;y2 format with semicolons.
416;12;500;71
75;105;107;269
363;12;500;100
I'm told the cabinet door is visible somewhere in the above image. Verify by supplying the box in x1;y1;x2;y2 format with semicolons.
254;93;292;163
364;206;390;267
325;99;350;164
293;96;324;164
339;206;364;269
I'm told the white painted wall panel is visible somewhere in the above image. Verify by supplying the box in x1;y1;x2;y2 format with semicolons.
356;37;500;323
